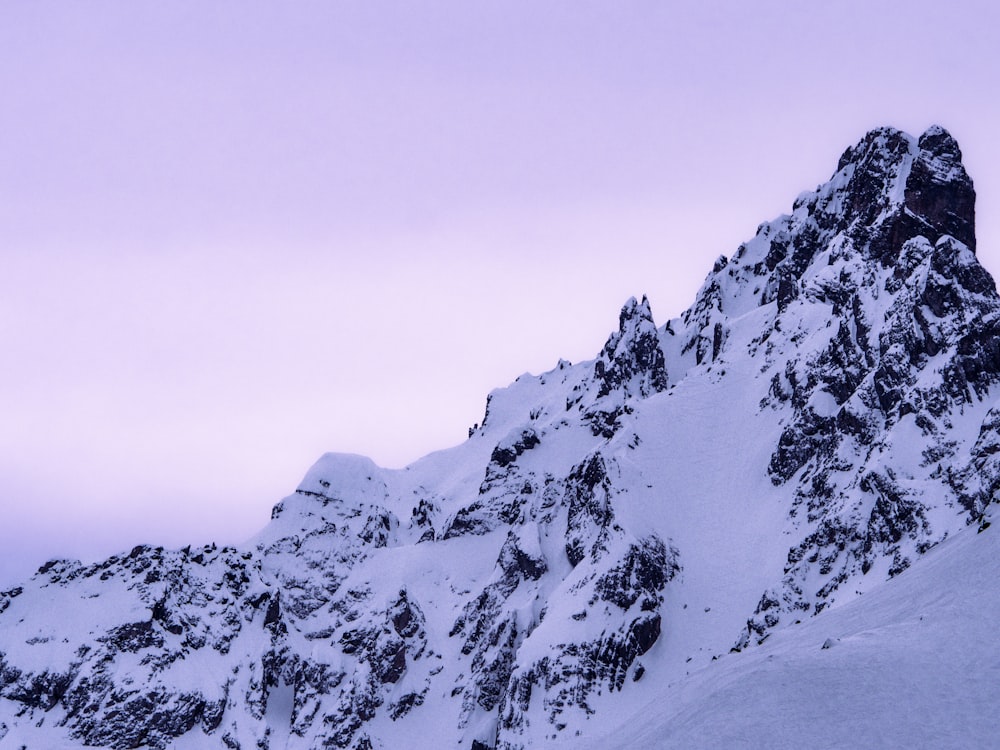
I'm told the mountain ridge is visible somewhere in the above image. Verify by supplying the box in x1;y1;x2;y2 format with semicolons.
2;124;997;749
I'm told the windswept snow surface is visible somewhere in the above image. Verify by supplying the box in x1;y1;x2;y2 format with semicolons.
566;517;1000;750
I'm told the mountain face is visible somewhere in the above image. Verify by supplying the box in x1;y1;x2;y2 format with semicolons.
2;125;998;749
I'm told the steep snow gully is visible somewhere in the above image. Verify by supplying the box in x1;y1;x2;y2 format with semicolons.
3;126;999;749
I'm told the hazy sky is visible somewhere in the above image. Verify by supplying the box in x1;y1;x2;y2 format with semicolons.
2;1;999;586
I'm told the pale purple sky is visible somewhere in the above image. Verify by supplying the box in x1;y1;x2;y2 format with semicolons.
2;1;999;586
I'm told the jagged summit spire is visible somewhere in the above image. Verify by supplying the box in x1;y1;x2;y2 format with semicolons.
595;294;668;399
678;125;981;332
918;124;962;159
828;124;975;259
833;124;962;171
616;294;653;329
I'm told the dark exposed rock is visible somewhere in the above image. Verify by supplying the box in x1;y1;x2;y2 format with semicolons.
151;597;184;636
450;534;547;718
390;590;421;639
443;500;500;539
358;507;397;548
264;592;281;627
500;612;663;737
497;533;547;585
102;620;164;653
564;454;615;566
595;536;679;610
71;688;215;750
584;404;633;439
594;296;669;399
409;496;438;538
907;126;976;252
388;691;424;720
316;590;429;745
1;663;75;712
490;429;541;468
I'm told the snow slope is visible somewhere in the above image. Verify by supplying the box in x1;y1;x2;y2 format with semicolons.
566;511;1000;749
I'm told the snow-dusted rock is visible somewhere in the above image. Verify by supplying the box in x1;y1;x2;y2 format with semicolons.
1;125;997;749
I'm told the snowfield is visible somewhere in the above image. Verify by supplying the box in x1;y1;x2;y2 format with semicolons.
566;511;1000;749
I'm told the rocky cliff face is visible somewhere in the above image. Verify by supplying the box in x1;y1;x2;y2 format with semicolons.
662;125;999;647
1;126;996;750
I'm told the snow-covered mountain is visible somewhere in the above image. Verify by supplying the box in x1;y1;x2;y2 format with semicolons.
3;125;999;749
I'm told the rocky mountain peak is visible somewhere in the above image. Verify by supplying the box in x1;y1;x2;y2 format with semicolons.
1;126;997;750
828;124;976;261
673;126;979;334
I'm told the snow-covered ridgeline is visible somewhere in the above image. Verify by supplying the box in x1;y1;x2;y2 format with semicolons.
1;125;997;749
